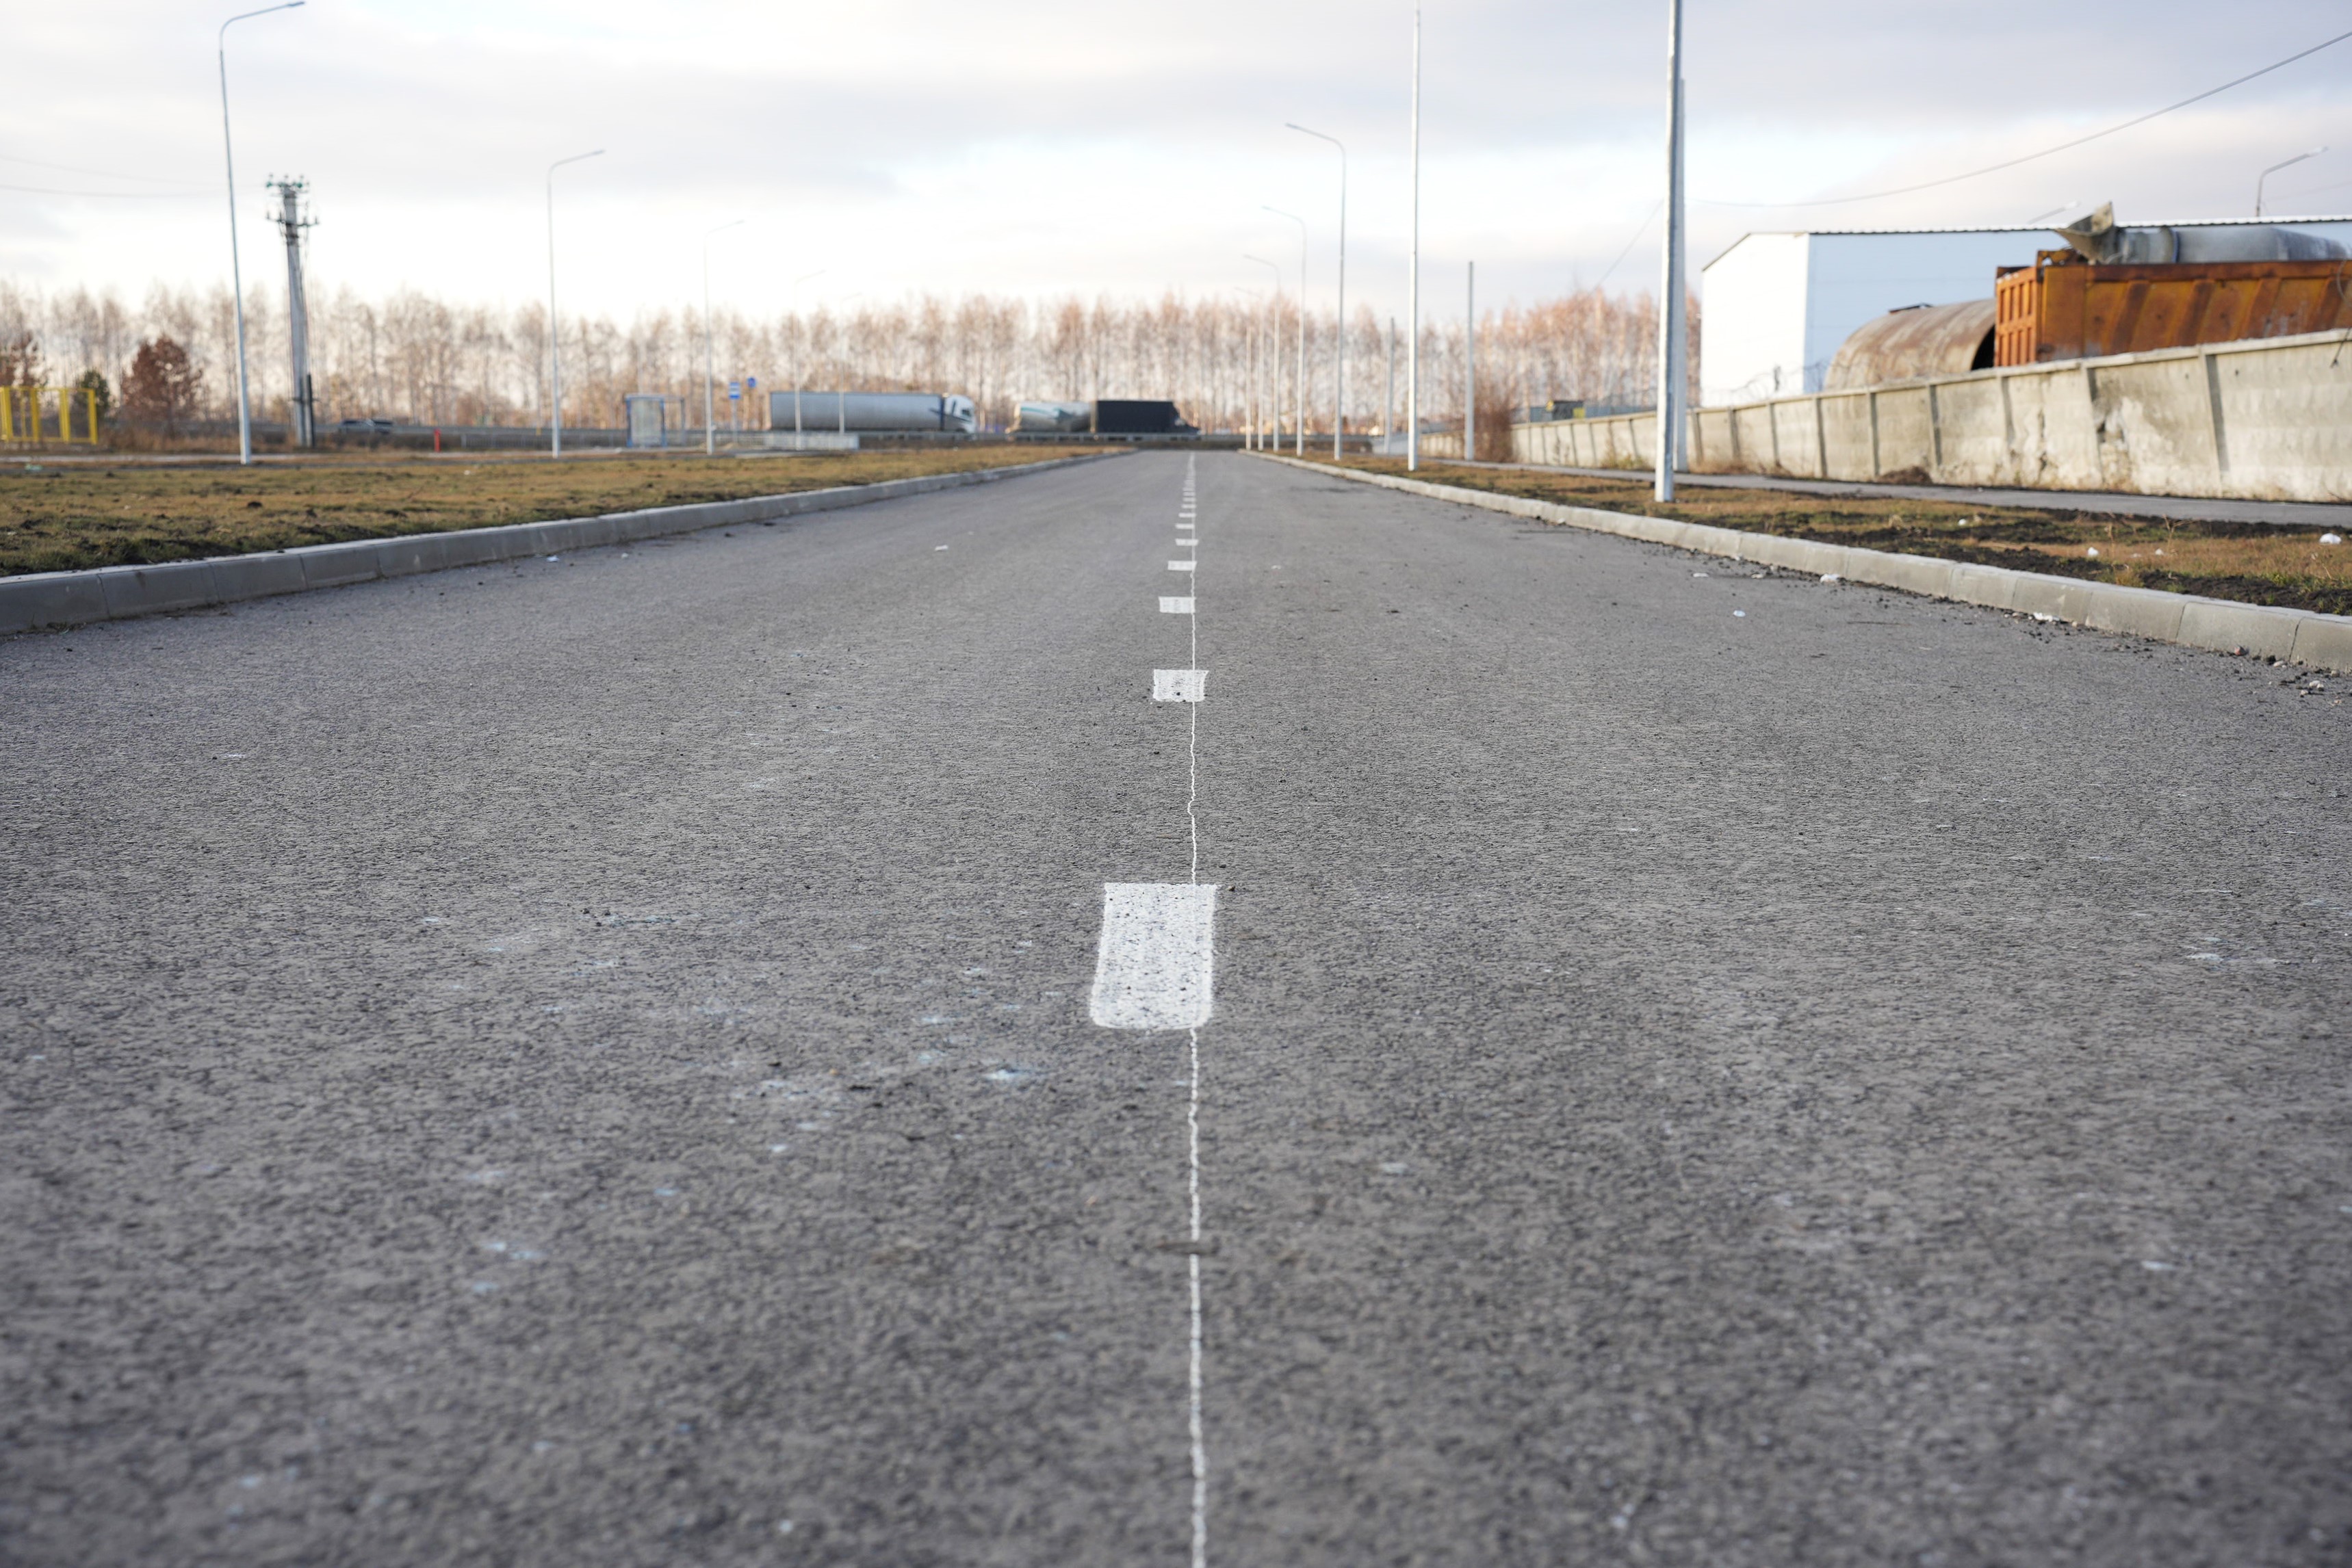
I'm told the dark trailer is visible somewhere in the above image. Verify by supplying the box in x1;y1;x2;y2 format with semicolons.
1092;399;1198;436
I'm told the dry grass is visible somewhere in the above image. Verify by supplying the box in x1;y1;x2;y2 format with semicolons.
0;446;1092;577
1317;456;2352;616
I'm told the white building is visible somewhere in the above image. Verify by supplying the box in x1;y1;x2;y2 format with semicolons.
1698;218;2352;407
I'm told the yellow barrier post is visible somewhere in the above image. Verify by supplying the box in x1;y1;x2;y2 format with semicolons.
86;387;99;444
1;387;12;443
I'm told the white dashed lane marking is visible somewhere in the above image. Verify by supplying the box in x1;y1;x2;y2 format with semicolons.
1153;669;1208;703
1092;456;1212;1568
1088;883;1218;1030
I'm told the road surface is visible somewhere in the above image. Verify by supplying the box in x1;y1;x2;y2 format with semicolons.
5;452;2348;1566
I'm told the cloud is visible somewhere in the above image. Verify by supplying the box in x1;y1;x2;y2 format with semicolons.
3;0;2347;316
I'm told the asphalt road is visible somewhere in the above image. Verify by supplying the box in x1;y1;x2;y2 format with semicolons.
4;452;2348;1567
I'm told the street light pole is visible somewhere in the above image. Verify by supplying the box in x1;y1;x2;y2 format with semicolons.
1408;4;1421;473
546;148;603;458
218;1;305;467
702;218;745;456
1386;317;1396;454
2256;146;2327;218
1287;124;1347;460
1244;254;1282;450
1233;288;1264;449
1264;207;1308;454
1466;260;1476;462
785;268;825;439
1653;0;1688;502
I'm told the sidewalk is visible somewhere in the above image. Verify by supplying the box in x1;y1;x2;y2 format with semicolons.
1451;458;2352;530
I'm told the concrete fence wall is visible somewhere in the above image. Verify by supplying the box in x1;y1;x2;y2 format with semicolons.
1512;328;2352;503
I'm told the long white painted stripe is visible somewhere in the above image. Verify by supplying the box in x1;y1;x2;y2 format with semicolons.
1089;883;1217;1030
1161;596;1195;614
1153;668;1206;703
1185;1023;1206;1568
1169;560;1196;572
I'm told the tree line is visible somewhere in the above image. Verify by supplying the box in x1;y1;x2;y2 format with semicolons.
0;277;1692;436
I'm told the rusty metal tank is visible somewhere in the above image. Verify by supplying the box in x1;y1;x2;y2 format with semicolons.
1823;298;1997;390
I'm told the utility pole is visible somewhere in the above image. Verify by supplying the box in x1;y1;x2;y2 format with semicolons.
1653;0;1688;501
1465;261;1475;462
1408;4;1421;473
267;176;315;447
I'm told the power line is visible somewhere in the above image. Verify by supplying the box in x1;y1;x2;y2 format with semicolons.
0;152;209;187
0;181;209;200
1594;200;1663;290
1698;25;2352;209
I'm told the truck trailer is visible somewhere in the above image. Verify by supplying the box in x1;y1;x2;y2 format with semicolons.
1016;400;1092;433
766;391;977;434
1091;400;1197;436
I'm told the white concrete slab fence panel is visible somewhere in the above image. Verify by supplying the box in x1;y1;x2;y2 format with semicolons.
1512;329;2352;504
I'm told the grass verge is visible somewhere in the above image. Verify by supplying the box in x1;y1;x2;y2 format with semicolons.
1308;455;2352;617
0;447;1096;577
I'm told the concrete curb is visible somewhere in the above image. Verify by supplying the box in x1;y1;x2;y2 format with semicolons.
1;451;1129;637
1259;453;2352;673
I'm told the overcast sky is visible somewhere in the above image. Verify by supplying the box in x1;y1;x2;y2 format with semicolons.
7;1;2349;322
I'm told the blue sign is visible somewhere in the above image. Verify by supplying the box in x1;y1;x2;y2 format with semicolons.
745;376;758;390
727;381;741;401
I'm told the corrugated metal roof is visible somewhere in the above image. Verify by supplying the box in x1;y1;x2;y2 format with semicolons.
1705;218;2352;274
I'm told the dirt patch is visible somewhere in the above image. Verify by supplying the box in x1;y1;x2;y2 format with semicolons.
1306;456;2352;618
0;447;1095;577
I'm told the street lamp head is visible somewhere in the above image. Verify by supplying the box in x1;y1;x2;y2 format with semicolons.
2256;146;2330;216
222;1;303;38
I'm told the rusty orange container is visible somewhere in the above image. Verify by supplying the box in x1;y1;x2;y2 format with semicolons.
1994;249;2352;366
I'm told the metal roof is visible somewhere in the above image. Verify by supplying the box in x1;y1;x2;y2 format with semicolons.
1727;216;2352;238
1704;218;2352;273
